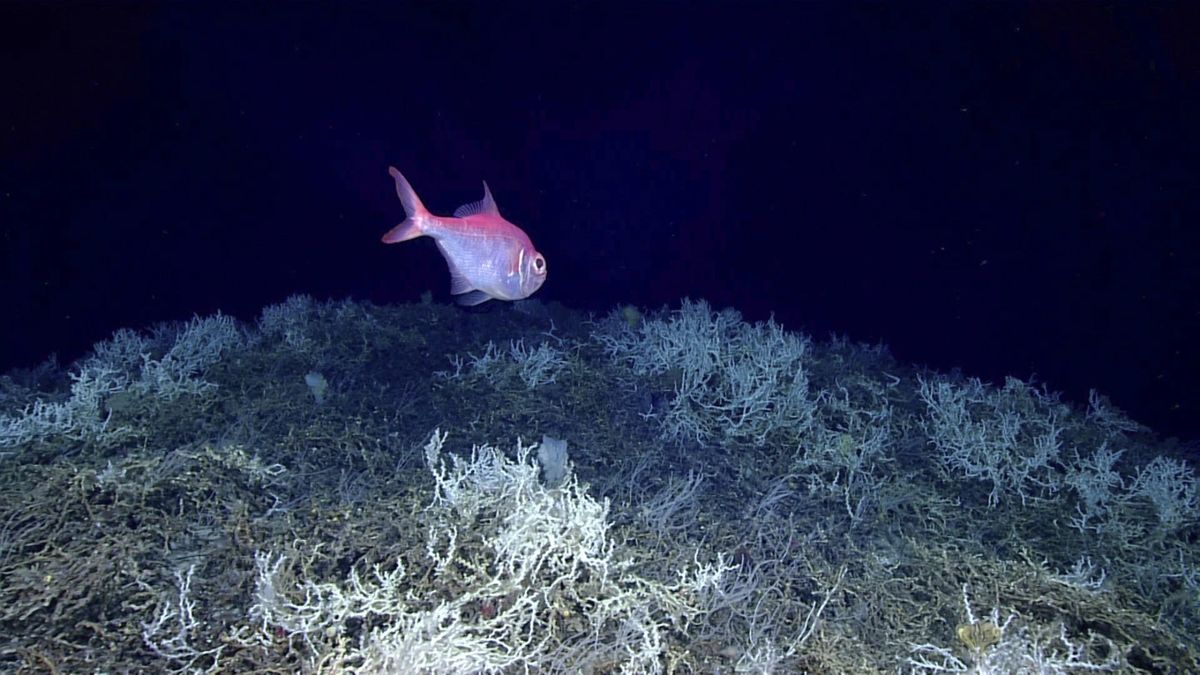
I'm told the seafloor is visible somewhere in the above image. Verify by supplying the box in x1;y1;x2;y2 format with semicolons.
0;296;1195;673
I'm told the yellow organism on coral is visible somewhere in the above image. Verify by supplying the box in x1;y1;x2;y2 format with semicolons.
956;620;1002;654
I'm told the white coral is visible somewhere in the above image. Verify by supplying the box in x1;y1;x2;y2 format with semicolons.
250;430;730;673
918;376;1067;507
595;299;817;446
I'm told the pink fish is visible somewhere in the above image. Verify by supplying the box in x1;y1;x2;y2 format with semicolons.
382;167;547;306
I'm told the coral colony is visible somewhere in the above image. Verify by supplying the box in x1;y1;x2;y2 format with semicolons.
1;296;1193;671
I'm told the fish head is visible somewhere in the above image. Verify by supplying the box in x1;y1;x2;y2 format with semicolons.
518;246;548;297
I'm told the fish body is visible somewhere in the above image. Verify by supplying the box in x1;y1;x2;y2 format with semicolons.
382;167;547;306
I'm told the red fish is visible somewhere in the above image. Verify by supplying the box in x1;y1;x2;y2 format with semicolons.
382;167;547;306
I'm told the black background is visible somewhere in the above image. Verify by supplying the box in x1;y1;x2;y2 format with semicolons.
1;2;1197;441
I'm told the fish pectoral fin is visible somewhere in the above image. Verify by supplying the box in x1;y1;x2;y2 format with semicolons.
445;263;474;296
435;244;475;295
454;290;493;306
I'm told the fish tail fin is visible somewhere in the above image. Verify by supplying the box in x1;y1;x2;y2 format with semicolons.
382;166;431;243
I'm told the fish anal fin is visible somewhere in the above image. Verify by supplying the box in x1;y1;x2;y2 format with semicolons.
455;290;493;306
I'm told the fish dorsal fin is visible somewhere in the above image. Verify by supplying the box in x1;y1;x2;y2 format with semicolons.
454;181;501;218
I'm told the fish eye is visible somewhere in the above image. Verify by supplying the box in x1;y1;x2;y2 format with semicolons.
533;255;546;273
